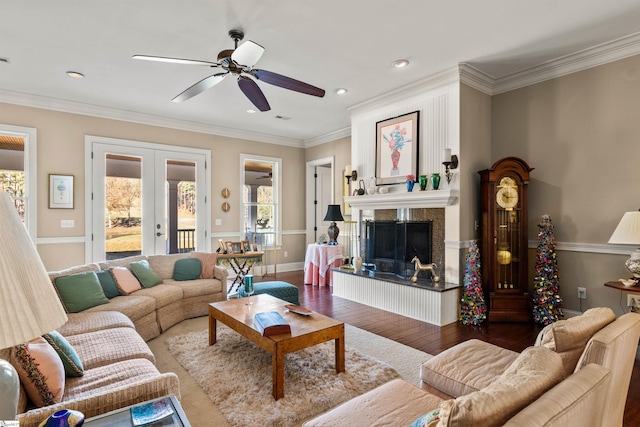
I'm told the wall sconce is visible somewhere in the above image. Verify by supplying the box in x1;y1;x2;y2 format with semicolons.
344;166;358;185
442;149;458;184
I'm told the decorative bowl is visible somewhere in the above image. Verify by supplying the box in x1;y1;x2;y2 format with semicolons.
39;409;84;427
619;279;637;288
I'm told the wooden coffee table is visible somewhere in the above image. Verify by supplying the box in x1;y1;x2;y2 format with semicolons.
208;293;345;400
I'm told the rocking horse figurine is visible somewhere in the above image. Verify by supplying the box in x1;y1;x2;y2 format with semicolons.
410;256;439;283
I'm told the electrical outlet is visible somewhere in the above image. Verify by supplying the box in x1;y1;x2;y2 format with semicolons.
627;295;639;311
577;287;587;299
283;251;288;258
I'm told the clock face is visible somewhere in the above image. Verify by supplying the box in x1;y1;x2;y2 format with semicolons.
496;177;519;209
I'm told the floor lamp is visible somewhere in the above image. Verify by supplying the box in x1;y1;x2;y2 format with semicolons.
0;192;68;419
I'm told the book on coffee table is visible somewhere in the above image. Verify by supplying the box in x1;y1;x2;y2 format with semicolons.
254;311;291;336
130;396;174;426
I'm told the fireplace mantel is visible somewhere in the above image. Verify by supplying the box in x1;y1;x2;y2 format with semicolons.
345;189;458;210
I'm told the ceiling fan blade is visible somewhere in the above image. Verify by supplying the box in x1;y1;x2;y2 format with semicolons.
133;55;220;67
231;40;265;67
251;69;325;97
237;76;270;111
172;72;228;103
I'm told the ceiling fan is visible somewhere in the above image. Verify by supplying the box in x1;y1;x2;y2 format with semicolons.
257;172;273;180
133;29;325;112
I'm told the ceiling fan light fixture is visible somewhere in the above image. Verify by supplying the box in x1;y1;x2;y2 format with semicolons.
334;88;348;95
66;71;85;79
391;59;409;69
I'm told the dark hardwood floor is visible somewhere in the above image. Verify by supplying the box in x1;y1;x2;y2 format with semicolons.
258;270;640;426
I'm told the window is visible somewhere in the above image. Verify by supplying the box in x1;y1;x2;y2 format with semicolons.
0;125;37;241
241;154;281;247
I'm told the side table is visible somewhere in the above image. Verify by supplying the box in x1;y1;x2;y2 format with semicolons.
217;252;264;292
84;394;190;426
604;281;640;293
304;243;344;286
605;280;640;311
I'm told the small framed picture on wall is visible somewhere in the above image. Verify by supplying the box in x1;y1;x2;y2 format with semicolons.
49;174;74;209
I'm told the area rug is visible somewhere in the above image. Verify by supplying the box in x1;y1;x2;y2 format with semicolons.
166;324;401;427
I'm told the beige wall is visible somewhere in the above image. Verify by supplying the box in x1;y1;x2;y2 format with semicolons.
1;102;308;270
492;54;640;315
304;136;351;211
460;84;493;241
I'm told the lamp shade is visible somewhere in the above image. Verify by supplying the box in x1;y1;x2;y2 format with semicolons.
0;192;68;348
324;205;344;222
608;211;640;245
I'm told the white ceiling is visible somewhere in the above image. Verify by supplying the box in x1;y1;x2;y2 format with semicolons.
2;1;640;143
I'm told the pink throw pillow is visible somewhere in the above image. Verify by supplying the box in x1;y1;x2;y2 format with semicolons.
11;337;65;407
190;252;219;279
109;266;142;295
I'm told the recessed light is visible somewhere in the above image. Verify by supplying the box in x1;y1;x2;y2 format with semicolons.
247;109;256;114
391;59;409;68
66;71;85;79
334;88;348;95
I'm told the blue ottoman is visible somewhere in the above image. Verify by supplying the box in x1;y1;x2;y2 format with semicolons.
238;281;299;305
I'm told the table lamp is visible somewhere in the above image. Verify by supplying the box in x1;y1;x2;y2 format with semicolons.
324;204;344;245
0;192;68;419
608;209;640;281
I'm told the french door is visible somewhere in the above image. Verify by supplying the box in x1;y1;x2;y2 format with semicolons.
87;137;210;262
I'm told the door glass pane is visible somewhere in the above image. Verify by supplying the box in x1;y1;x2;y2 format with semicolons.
105;155;142;260
166;160;196;254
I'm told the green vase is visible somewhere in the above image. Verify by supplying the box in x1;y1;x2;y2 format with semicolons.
431;173;441;190
418;175;428;191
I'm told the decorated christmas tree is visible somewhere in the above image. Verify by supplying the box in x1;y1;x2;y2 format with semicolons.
532;214;563;325
460;240;487;325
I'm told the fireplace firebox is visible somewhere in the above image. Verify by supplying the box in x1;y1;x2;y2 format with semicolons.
365;221;432;278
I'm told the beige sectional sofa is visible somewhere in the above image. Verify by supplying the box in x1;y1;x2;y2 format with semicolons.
2;311;180;427
304;308;640;426
4;253;228;426
48;253;228;341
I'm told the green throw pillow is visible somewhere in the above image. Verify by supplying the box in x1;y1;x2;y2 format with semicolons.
130;260;163;288
96;269;122;298
173;258;202;281
54;271;110;313
42;330;84;377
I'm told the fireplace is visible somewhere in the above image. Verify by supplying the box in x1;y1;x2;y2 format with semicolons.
365;220;432;278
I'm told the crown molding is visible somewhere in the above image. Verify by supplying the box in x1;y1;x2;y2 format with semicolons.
0;89;305;148
347;66;461;115
458;63;495;95
304;126;351;148
491;32;640;94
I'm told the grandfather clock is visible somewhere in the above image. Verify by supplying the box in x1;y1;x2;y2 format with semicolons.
479;157;533;322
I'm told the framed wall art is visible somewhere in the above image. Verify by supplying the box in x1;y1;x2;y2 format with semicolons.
49;174;74;209
375;111;420;185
